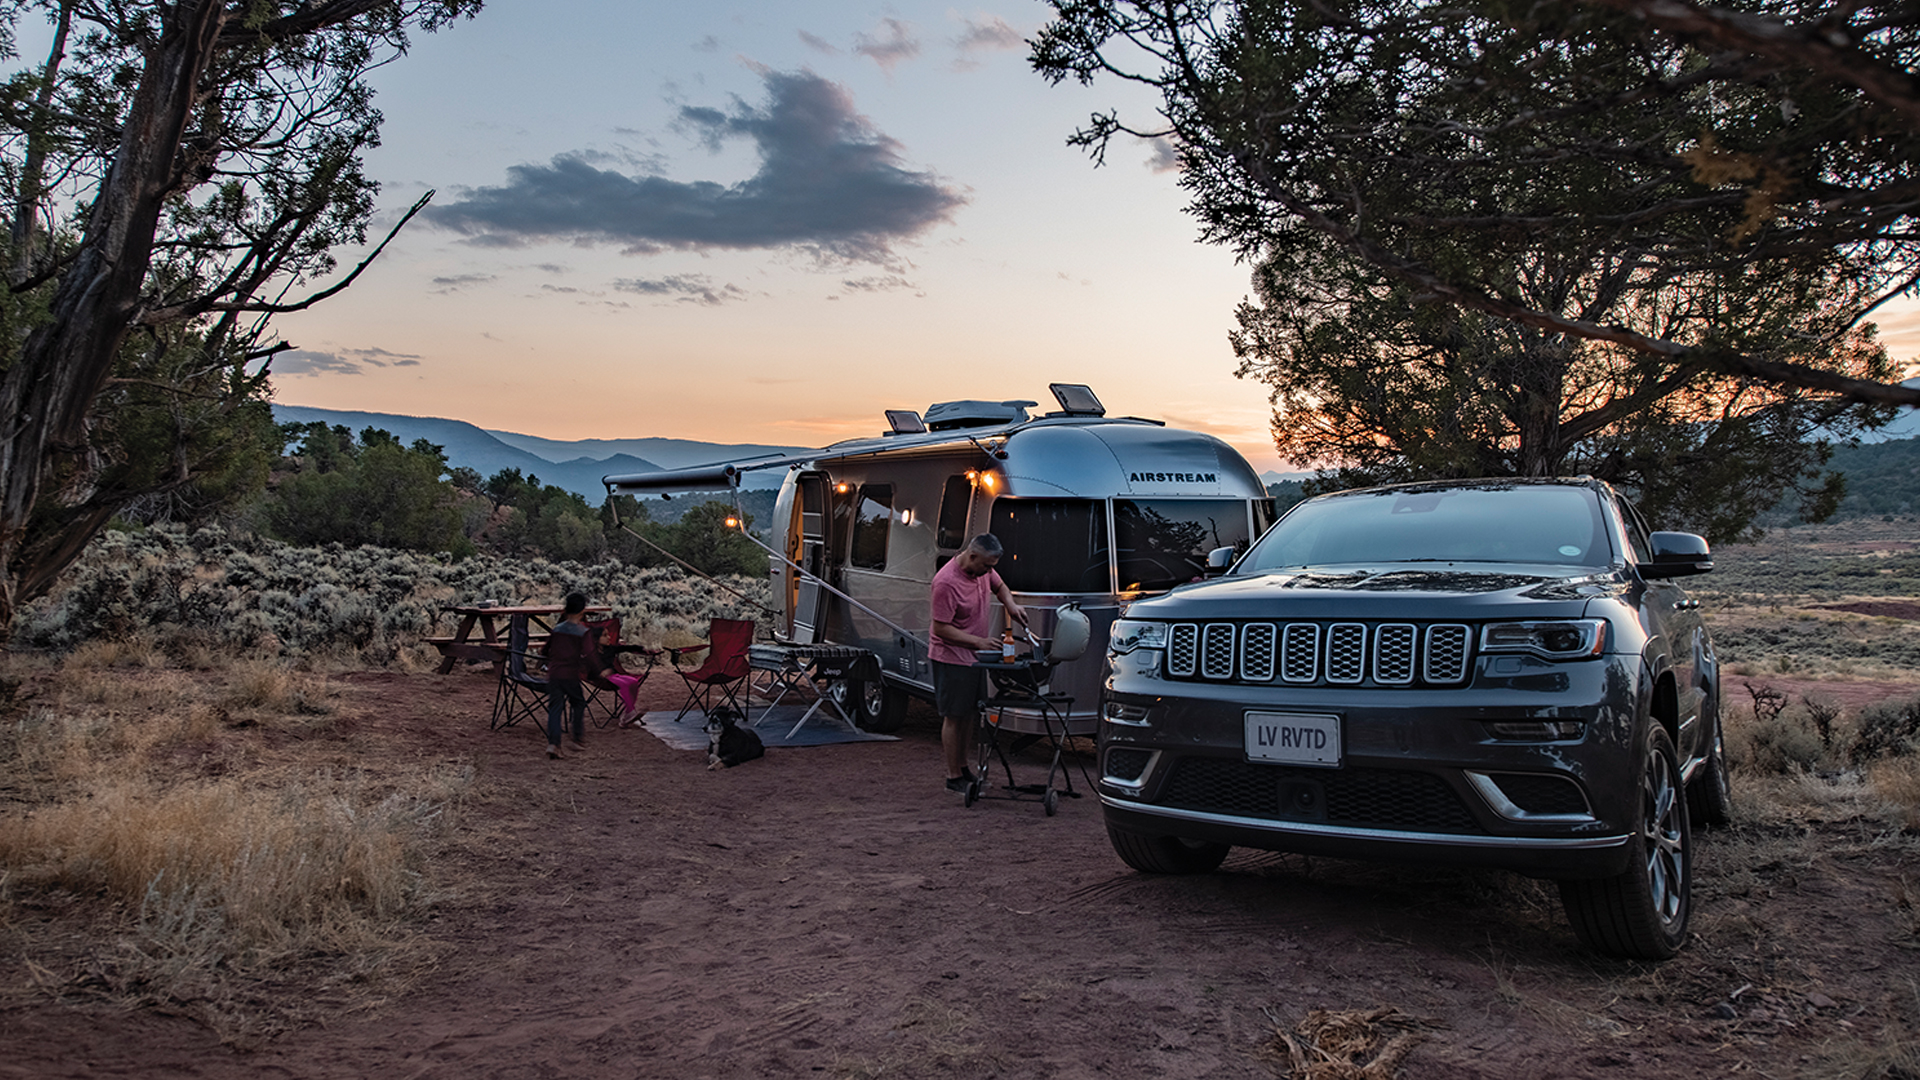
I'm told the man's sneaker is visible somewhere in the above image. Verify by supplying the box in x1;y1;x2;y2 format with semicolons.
945;775;972;793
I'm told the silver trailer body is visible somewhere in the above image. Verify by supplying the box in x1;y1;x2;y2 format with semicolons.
607;392;1274;735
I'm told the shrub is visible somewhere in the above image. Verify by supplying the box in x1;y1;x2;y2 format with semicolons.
1848;696;1920;765
1744;708;1827;775
15;525;772;661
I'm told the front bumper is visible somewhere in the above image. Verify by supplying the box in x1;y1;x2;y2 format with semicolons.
1098;654;1644;879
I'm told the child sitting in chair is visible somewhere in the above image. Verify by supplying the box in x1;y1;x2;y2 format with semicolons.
599;628;645;726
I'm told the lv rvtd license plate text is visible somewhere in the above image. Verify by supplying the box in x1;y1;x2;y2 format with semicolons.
1244;712;1342;767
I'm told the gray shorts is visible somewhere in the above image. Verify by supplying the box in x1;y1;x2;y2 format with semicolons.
931;660;987;722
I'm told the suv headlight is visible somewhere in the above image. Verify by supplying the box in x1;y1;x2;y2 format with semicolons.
1480;619;1607;659
1109;619;1168;654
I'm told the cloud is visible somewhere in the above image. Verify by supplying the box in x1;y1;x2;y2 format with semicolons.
949;13;1023;71
1141;135;1182;173
955;15;1021;54
431;272;497;292
854;18;920;72
838;274;918;294
797;29;838;54
613;273;749;306
274;347;422;378
425;70;966;266
274;350;362;377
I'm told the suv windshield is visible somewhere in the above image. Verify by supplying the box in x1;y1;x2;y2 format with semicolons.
1237;483;1613;572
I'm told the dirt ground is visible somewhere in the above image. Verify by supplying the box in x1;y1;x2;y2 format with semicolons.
4;667;1918;1080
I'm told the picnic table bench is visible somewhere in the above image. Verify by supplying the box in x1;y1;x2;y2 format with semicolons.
430;603;608;675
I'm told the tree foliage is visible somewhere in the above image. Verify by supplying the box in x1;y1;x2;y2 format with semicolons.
1233;240;1891;540
264;424;472;553
1034;0;1917;537
0;0;482;636
1031;1;1920;411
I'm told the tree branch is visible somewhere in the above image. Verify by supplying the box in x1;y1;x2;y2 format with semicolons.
1237;153;1920;408
1580;0;1920;124
142;188;432;320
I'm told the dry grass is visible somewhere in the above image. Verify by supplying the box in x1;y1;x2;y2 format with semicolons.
1870;757;1920;832
1256;1006;1442;1079
0;649;470;1041
1722;691;1920;835
830;996;988;1078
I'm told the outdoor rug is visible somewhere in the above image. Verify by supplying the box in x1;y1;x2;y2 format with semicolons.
637;706;899;751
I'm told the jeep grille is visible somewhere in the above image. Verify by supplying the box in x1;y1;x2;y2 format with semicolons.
1162;621;1472;686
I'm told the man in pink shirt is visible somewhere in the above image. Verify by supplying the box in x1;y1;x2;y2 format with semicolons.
929;534;1028;792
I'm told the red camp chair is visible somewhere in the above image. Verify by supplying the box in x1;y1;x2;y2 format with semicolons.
584;615;657;727
669;618;753;722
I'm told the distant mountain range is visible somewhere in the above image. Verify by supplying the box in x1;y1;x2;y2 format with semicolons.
271;405;805;501
277;400;1917;509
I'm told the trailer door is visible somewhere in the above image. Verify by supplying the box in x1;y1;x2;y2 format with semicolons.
792;474;828;643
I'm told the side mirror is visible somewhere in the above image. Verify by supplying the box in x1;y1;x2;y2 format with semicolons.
1204;546;1236;577
1640;532;1712;579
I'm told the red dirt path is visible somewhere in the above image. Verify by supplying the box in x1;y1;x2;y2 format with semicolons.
3;668;1917;1079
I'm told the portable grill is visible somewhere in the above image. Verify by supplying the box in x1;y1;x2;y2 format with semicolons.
965;603;1091;815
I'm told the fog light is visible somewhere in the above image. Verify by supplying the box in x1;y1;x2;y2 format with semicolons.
1104;701;1150;725
1486;720;1584;740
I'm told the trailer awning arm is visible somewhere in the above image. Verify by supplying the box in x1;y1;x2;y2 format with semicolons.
724;518;929;651
602;451;814;494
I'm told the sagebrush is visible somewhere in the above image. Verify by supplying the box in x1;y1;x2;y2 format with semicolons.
13;525;771;663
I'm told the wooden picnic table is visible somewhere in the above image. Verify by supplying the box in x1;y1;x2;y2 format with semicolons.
428;603;610;675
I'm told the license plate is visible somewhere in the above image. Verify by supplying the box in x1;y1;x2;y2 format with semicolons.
1245;712;1342;767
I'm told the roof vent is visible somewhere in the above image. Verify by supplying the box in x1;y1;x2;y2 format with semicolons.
1048;383;1105;416
883;409;926;435
923;399;1036;431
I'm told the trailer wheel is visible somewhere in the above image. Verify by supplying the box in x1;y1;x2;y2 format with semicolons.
856;681;909;733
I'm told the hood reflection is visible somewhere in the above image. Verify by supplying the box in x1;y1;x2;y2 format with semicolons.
1274;568;1559;594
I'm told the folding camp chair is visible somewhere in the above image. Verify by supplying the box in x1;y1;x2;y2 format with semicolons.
669;618;754;722
490;615;550;732
583;614;658;728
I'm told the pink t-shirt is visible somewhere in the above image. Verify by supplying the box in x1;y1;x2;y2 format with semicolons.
928;556;1002;666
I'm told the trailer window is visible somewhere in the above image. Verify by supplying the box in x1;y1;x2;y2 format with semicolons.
850;484;893;570
1113;499;1253;592
936;475;971;550
989;498;1110;593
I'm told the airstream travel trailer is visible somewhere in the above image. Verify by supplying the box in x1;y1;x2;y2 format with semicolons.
603;384;1275;735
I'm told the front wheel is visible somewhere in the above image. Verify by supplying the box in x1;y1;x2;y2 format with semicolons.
1106;821;1229;874
1559;724;1692;960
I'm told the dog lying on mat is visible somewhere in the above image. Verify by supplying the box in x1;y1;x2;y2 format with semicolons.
705;707;764;769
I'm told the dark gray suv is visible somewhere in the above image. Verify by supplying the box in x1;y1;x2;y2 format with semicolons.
1098;478;1729;959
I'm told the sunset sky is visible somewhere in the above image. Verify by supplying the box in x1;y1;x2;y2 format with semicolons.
267;1;1288;469
268;2;1920;473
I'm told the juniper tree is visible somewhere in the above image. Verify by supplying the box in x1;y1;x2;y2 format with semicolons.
1033;1;1920;533
0;0;481;635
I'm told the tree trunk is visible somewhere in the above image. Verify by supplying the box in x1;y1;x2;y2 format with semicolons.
0;1;226;635
1513;338;1571;477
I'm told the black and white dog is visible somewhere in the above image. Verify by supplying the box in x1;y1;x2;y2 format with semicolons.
704;707;765;769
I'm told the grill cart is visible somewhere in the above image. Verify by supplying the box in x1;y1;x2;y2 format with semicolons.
966;605;1092;815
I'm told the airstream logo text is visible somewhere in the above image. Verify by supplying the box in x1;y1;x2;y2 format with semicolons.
1130;471;1217;483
